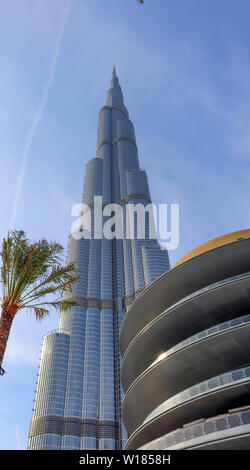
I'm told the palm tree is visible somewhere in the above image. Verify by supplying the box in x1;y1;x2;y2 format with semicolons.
0;230;79;376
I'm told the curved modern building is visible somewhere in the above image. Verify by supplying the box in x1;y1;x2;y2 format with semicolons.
27;69;170;450
120;229;250;450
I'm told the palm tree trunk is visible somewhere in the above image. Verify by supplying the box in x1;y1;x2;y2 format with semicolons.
0;306;15;375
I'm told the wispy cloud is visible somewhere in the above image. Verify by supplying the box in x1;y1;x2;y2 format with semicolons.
10;0;72;229
0;104;8;119
15;425;21;450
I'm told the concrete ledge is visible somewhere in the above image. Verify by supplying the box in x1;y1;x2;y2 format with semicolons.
126;379;250;449
121;275;250;391
122;323;250;435
120;238;250;356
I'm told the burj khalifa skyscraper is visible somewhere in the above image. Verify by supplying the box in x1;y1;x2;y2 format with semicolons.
28;69;170;450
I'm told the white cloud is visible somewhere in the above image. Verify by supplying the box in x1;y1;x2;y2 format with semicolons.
10;0;73;229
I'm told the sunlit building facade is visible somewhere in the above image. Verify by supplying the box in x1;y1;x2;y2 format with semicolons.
28;69;170;450
120;230;250;450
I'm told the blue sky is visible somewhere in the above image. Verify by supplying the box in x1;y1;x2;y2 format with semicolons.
0;0;250;449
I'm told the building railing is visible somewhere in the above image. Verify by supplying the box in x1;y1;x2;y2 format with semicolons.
143;364;250;425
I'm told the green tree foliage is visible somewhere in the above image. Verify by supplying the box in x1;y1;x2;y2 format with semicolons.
0;230;79;375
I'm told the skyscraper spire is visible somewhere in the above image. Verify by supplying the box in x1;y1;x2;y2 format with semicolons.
28;71;170;450
107;66;126;110
111;65;119;87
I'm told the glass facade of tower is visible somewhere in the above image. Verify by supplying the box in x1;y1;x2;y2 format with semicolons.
28;69;170;450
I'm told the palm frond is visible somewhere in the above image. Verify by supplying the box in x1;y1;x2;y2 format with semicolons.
26;299;77;320
0;231;79;374
0;230;79;314
18;263;79;307
9;239;66;303
34;307;49;321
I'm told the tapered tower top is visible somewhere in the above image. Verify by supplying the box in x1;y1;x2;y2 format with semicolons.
106;66;128;115
111;66;119;88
